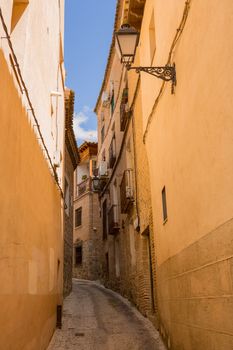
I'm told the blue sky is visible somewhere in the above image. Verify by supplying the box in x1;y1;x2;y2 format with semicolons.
64;1;116;145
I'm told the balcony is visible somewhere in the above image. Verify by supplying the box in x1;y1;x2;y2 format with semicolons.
77;177;91;197
108;204;120;235
120;169;134;213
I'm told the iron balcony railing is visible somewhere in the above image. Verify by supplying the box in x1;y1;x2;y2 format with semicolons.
120;169;134;213
77;177;91;197
108;204;120;235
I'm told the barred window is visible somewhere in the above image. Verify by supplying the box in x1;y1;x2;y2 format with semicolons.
75;207;82;227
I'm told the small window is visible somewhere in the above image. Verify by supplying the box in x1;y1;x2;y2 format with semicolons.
110;91;115;116
91;160;97;176
162;186;168;222
75;245;82;265
64;178;70;216
101;125;105;144
108;135;116;169
75;207;82;227
102;200;107;240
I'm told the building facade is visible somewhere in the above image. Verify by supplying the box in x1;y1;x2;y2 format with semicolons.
63;89;79;297
125;0;233;349
0;1;65;349
94;0;157;324
73;142;102;281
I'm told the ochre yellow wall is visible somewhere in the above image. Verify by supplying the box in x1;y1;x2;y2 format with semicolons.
141;0;233;265
135;0;233;348
0;50;63;350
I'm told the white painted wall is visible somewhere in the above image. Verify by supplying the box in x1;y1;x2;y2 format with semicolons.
0;0;65;184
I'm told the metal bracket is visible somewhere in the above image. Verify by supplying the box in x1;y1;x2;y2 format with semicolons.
127;63;176;94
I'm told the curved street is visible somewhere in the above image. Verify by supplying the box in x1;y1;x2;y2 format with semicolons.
48;279;166;350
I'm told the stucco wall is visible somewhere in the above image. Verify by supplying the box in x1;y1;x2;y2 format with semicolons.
0;0;65;183
0;50;63;350
137;0;233;348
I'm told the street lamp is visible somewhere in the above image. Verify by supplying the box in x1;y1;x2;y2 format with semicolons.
115;24;176;93
92;176;100;192
115;24;139;66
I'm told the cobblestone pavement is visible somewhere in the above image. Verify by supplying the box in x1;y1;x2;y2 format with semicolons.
48;279;166;350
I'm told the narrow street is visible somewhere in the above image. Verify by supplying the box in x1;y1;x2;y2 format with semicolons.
48;279;166;350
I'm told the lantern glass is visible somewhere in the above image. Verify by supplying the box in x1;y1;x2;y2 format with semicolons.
92;177;100;191
115;24;139;64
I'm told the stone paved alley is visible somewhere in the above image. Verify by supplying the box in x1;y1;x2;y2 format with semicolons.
48;279;166;350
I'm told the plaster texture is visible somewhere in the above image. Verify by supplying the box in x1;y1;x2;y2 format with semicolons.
130;0;233;348
0;0;65;183
0;1;65;348
0;49;63;350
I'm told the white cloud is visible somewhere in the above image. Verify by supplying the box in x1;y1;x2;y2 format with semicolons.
73;107;97;144
83;105;92;113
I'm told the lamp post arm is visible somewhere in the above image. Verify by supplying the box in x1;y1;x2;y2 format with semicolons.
127;63;176;93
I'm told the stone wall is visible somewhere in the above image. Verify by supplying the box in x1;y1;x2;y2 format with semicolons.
73;192;102;280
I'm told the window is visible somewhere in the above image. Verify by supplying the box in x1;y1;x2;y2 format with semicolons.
91;159;97;176
162;186;168;222
110;91;115;116
75;245;82;265
149;10;156;63
75;207;82;227
64;178;70;216
102;200;107;240
108;135;116;169
101;125;105;144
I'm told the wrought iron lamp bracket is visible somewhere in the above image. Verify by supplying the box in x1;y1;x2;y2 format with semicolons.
127;63;176;94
